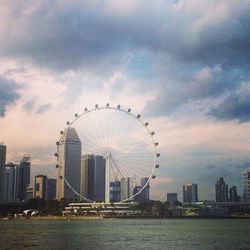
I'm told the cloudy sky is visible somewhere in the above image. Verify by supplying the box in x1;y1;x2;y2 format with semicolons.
1;0;250;201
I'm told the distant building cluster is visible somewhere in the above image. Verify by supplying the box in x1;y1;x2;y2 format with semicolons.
1;140;250;204
56;128;150;202
0;144;56;202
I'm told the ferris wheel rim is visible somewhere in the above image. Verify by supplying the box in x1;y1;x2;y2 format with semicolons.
56;104;160;203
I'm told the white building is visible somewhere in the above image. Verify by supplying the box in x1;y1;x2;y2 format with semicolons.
243;170;250;202
56;127;82;200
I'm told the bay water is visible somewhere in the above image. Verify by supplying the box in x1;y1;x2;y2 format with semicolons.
0;219;250;249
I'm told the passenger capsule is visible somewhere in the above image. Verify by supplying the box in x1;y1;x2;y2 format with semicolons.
84;108;88;111
151;132;155;135
155;142;159;146
95;104;98;108
137;114;141;118
74;113;78;117
66;121;70;125
59;176;63;180
152;175;156;179
155;164;160;168
156;153;160;157
54;153;58;157
145;122;149;126
128;108;131;112
56;164;60;168
117;105;121;109
106;103;110;107
60;131;64;135
56;141;59;146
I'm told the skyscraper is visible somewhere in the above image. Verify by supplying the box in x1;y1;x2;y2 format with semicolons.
56;127;82;200
47;178;56;200
80;154;93;199
229;186;239;202
183;183;198;203
17;155;31;201
215;178;228;202
243;171;250;202
93;155;105;201
120;177;133;201
0;144;6;202
34;175;48;199
81;154;106;201
110;180;121;202
4;162;18;202
140;177;150;200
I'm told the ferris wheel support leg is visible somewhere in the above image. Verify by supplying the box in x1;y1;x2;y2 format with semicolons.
105;153;110;203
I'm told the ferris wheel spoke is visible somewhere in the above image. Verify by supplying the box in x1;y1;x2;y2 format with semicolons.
113;157;149;178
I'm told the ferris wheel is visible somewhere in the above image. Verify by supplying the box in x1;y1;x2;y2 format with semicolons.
56;104;160;203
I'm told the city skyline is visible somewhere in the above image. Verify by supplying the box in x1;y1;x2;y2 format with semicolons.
1;1;250;200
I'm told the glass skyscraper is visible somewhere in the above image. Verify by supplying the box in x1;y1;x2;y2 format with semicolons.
0;144;6;202
56;127;82;200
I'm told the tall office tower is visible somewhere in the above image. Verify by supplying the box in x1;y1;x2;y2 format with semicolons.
56;127;82;200
80;154;105;201
4;162;19;202
34;175;48;199
140;177;150;200
229;186;239;202
93;155;105;201
0;144;6;202
47;178;56;200
215;178;228;202
167;193;178;203
183;183;198;203
80;154;94;198
120;177;133;201
110;181;121;202
243;171;250;202
18;155;31;201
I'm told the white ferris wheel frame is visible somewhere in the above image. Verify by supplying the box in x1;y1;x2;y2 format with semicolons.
56;104;160;203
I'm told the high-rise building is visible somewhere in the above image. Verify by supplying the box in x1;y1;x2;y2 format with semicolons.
80;154;105;201
140;177;150;200
229;186;239;202
93;155;105;201
0;144;6;202
47;178;56;200
110;181;121;202
4;162;19;202
56;127;82;200
167;193;178;203
183;183;198;203
17;155;31;201
80;154;93;198
120;177;133;201
215;178;228;202
243;171;250;202
34;175;48;199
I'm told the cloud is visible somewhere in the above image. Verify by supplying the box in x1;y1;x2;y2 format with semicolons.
23;98;36;111
0;76;21;117
208;86;250;123
36;103;52;114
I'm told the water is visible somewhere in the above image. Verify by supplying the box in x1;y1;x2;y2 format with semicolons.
0;219;250;250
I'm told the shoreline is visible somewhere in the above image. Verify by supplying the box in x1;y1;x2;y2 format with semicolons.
1;215;250;220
